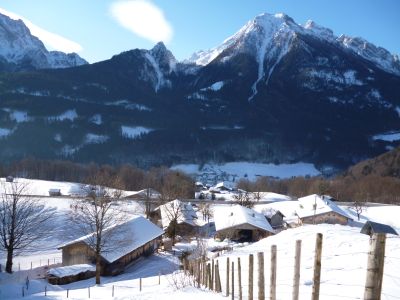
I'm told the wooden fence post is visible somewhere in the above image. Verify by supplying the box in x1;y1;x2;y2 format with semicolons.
211;259;215;291
226;257;230;297
215;260;222;293
207;263;211;289
67;289;69;298
364;233;386;300
258;252;265;300
112;285;114;297
159;271;161;285
22;286;24;297
45;285;47;296
231;261;235;300
292;240;301;300
249;254;254;300
312;233;323;300
238;257;242;300
197;260;201;288
270;245;277;300
140;278;142;291
88;287;90;298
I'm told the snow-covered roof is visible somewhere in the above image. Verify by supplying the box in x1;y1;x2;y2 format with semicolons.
214;204;274;233
296;194;352;220
47;264;95;278
254;200;299;223
59;216;164;263
125;188;160;199
157;199;198;229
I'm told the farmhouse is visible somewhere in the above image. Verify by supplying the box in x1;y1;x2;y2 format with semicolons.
58;216;163;277
296;194;352;225
154;199;199;236
214;204;274;242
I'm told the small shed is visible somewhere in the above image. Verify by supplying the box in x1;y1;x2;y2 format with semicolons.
58;216;164;279
361;221;398;236
263;209;286;229
49;188;61;196
47;264;96;285
6;176;14;182
214;204;274;242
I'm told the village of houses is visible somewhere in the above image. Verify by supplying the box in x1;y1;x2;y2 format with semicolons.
0;177;399;299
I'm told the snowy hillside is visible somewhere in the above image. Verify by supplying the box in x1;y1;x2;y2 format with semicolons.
0;12;87;70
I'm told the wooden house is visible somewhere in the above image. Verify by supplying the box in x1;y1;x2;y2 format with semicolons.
49;188;61;196
296;194;352;225
58;216;163;277
154;199;199;236
214;204;274;242
361;221;398;237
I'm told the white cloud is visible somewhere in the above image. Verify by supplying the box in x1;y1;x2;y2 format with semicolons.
110;0;173;43
0;7;83;53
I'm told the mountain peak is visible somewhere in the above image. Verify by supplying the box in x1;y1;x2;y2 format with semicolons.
0;11;87;70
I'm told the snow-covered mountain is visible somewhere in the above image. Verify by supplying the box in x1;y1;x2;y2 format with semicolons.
0;12;87;70
0;12;399;171
187;13;400;77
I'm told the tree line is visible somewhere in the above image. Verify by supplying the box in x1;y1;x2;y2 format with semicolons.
0;157;194;199
236;175;400;204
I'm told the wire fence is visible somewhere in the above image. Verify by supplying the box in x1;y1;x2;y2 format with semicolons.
0;256;62;273
184;233;396;300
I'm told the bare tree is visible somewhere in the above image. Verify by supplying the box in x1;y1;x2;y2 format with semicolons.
233;190;255;208
69;173;127;284
0;180;55;273
162;201;184;245
352;199;367;221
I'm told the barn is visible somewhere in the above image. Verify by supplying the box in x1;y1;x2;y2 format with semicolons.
214;204;274;242
58;216;164;277
154;199;199;236
296;194;352;225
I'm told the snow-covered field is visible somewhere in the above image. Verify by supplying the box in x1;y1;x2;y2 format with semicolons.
0;178;399;299
171;162;321;184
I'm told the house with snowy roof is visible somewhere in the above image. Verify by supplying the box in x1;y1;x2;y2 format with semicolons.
296;194;352;225
153;199;199;236
58;216;163;277
214;204;274;242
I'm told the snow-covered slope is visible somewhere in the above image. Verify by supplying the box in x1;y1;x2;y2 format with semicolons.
186;12;400;77
0;12;87;70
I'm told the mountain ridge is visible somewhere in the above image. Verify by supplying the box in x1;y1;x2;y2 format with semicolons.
0;12;399;172
0;12;87;71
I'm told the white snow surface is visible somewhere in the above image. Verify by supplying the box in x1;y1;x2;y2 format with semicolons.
60;216;164;263
0;127;12;138
200;81;225;92
85;133;108;144
89;114;102;125
48;109;78;122
121;126;153;139
3;109;30;122
214;224;400;299
171;162;320;183
396;106;400;117
296;194;352;219
373;132;400;142
214;204;274;233
145;52;165;92
47;264;95;278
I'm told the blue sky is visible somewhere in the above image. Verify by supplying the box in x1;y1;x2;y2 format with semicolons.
1;0;399;63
